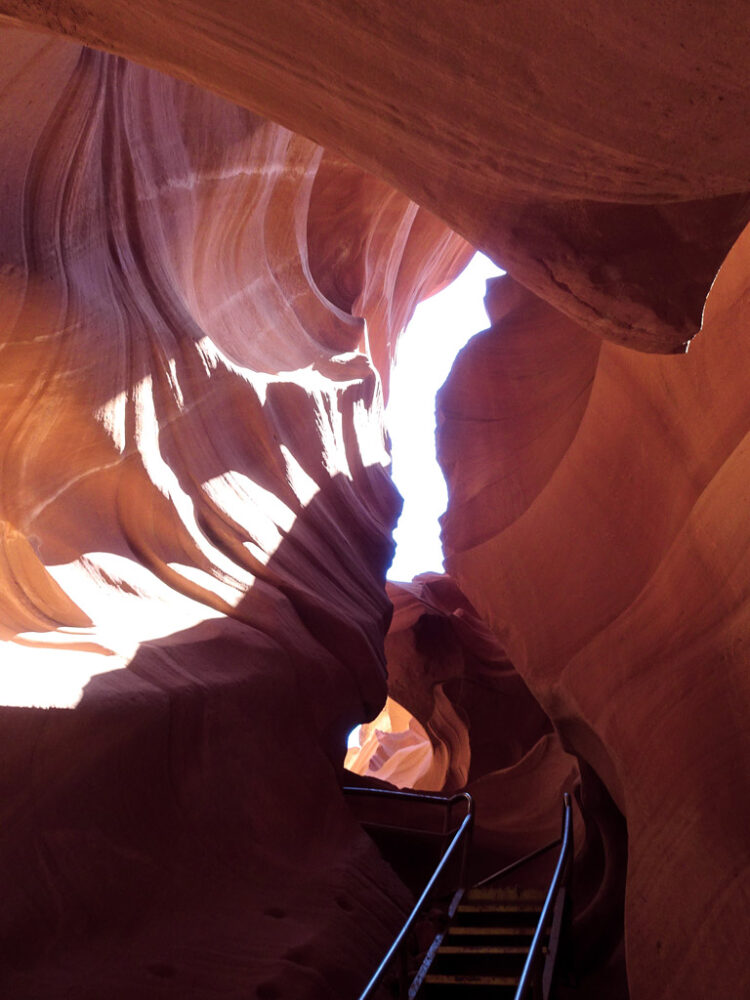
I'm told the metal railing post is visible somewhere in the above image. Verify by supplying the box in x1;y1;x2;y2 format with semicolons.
344;788;474;1000
513;793;573;1000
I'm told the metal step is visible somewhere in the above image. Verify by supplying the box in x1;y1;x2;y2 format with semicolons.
414;886;549;997
467;887;547;903
458;900;543;912
425;973;519;986
448;925;536;937
438;946;529;955
452;908;541;930
418;982;519;999
430;946;530;978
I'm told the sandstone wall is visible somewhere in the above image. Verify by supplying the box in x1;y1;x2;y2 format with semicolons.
0;25;470;998
438;247;750;998
1;4;749;999
3;1;750;352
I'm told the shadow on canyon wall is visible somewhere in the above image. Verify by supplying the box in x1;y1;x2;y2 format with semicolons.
1;458;629;999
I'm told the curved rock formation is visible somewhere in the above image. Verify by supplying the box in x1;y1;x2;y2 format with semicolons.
352;575;581;866
438;236;750;998
2;2;750;352
345;696;442;791
0;24;471;998
2;6;750;1000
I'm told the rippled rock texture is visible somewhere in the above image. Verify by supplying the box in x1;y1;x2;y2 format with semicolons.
3;0;750;352
347;575;580;867
2;3;750;1000
438;249;750;998
0;24;470;998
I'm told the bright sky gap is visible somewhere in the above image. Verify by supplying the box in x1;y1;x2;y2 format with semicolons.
385;252;504;582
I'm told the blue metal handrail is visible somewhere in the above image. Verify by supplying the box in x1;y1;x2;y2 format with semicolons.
343;786;474;1000
514;792;573;1000
473;837;562;891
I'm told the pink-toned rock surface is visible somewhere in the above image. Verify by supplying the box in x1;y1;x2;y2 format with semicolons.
0;24;471;998
345;696;442;792
2;2;750;352
348;575;581;869
438;236;750;998
1;5;750;1000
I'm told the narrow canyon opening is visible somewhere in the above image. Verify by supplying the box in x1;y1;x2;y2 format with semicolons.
2;9;749;999
386;253;505;582
344;252;503;780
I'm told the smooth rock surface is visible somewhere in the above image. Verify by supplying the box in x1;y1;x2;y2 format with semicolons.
3;2;750;350
1;6;750;1000
439;236;750;999
385;575;579;859
0;25;470;998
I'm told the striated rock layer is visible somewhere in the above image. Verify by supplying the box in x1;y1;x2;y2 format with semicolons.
347;575;581;871
438;242;750;998
1;5;750;1000
2;1;750;352
0;25;471;998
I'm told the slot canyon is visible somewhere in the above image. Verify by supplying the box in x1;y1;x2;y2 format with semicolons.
1;3;749;998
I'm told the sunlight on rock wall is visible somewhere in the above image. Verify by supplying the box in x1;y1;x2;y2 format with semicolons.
345;697;443;791
438;238;750;999
0;25;470;999
1;4;750;999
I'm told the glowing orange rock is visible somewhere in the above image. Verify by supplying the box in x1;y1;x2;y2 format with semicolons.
0;25;470;997
3;1;750;352
379;575;579;867
439;233;750;998
2;5;750;998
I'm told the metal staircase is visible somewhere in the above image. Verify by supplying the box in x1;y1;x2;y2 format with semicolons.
344;787;573;1000
420;885;548;997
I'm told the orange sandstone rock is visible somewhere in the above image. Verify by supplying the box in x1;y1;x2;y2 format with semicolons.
1;6;750;1000
383;575;580;863
2;2;750;351
439;234;750;998
0;25;469;998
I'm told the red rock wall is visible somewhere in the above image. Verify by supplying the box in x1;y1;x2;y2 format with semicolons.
386;576;580;866
1;5;750;1000
438;235;750;998
343;571;623;990
347;576;577;819
2;2;750;352
0;25;470;998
